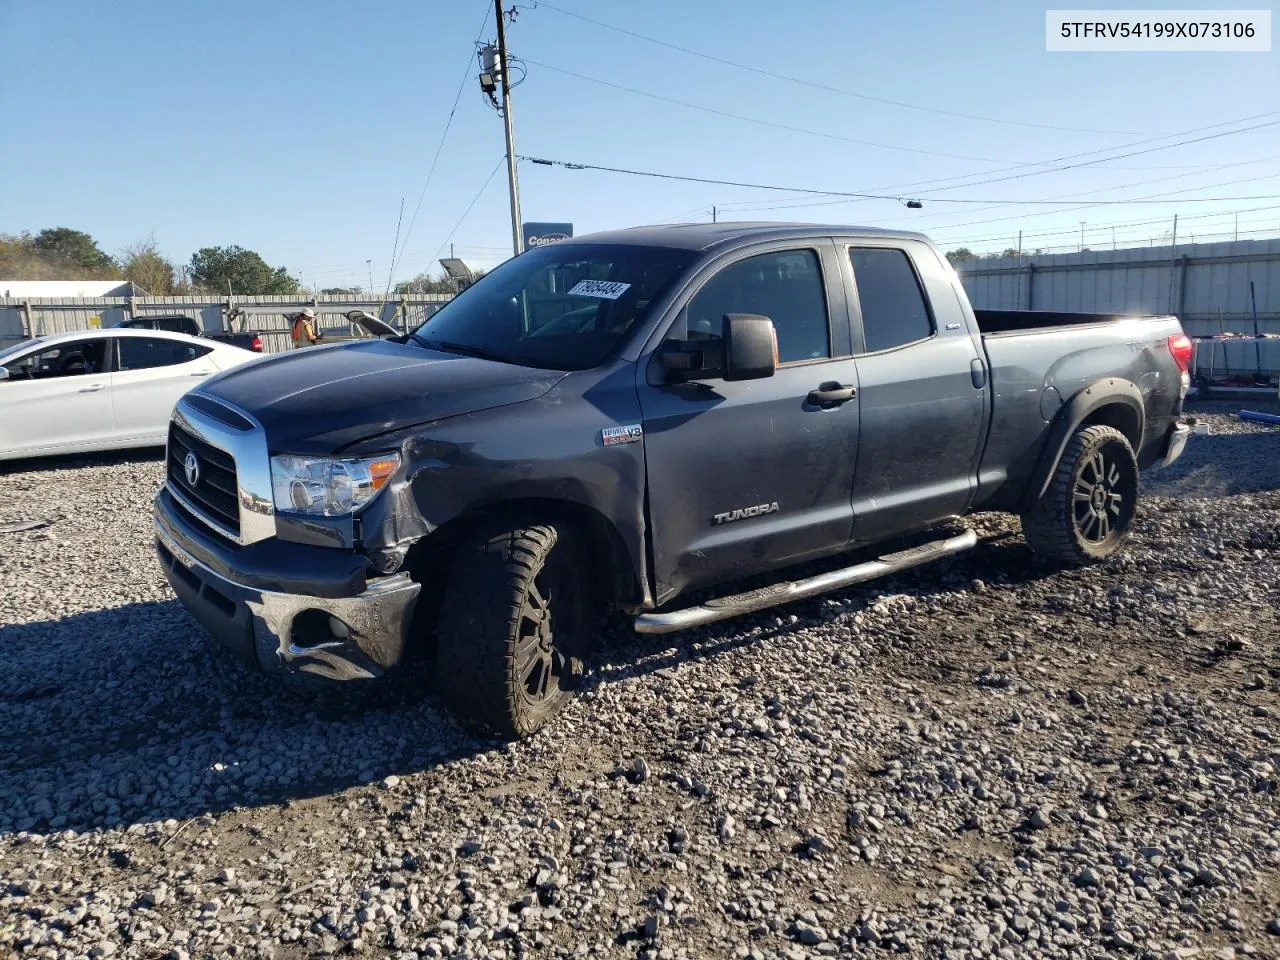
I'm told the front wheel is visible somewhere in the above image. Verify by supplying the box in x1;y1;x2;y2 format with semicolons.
436;523;590;739
1021;424;1139;566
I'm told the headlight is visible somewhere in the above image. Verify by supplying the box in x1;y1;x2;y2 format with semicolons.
270;453;399;516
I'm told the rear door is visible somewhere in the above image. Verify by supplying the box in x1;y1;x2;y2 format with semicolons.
0;338;115;456
637;241;860;604
839;241;988;543
110;337;218;442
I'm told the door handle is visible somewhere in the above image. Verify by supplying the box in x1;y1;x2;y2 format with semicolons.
970;357;987;389
78;383;106;393
189;371;210;377
807;383;857;408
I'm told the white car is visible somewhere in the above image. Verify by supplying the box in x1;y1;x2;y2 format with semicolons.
0;328;261;461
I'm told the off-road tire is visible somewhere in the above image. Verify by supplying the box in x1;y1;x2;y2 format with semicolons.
1021;424;1139;566
436;523;589;739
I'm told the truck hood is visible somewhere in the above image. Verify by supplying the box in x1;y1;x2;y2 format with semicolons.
199;338;568;453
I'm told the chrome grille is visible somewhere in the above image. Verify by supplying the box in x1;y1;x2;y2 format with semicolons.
168;422;241;536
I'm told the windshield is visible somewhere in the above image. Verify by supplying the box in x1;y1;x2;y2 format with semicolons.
411;243;696;370
0;338;44;364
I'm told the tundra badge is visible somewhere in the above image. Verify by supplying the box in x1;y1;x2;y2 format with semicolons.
712;502;780;525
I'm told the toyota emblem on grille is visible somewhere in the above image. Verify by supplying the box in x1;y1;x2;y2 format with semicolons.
183;451;201;487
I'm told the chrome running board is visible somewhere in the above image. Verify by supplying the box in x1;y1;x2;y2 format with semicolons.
634;529;978;635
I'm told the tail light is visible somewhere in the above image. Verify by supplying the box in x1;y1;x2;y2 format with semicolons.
251;335;263;353
1167;333;1192;373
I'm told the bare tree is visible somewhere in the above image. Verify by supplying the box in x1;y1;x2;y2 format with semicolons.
120;235;176;294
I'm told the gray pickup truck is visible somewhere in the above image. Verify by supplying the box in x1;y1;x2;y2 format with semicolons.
153;223;1191;738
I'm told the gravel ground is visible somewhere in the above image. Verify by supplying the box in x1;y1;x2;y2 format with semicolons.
2;401;1279;960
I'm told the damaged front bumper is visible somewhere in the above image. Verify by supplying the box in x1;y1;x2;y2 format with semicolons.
154;487;420;682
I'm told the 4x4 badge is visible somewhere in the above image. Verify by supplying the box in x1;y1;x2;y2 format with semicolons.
601;424;643;446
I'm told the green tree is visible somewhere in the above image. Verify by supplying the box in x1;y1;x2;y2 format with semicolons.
0;233;52;279
188;245;298;295
32;227;119;274
120;236;175;294
944;248;979;266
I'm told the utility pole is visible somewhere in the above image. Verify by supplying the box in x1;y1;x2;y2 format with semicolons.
1112;226;1116;250
494;0;523;257
1079;222;1085;252
712;205;717;223
1167;214;1178;313
1235;213;1239;241
1016;230;1022;257
366;259;373;294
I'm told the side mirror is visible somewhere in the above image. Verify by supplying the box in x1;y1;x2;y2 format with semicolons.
660;336;724;381
659;313;778;382
722;313;777;381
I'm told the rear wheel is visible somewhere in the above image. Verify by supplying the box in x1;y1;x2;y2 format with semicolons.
436;523;590;739
1021;424;1138;566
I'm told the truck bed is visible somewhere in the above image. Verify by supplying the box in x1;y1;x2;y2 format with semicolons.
972;308;1185;512
974;308;1177;335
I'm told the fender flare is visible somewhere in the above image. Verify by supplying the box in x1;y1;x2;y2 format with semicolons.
1022;378;1145;512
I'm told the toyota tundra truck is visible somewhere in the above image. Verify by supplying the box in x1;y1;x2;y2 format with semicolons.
153;224;1191;738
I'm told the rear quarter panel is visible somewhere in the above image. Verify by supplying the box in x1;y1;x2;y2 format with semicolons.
975;316;1184;511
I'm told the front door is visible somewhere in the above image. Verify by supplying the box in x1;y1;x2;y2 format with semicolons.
0;338;115;457
637;243;860;605
841;243;986;543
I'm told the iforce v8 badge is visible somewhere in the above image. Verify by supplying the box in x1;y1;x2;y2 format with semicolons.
601;424;643;446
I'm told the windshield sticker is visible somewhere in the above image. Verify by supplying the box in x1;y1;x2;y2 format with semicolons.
567;279;631;300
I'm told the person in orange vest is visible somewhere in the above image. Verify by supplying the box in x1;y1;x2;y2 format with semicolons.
291;308;321;349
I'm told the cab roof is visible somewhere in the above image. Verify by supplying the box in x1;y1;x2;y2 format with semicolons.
558;222;932;252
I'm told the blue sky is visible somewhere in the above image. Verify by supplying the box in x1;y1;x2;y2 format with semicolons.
1;0;1276;289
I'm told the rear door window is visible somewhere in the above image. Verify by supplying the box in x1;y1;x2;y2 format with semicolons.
848;248;934;353
117;337;210;371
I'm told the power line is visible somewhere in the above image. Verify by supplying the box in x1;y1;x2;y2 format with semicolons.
914;170;1280;234
523;58;1037;165
520;155;1280;205
523;61;1280;196
325;160;506;284
914;173;1280;238
848;110;1280;197
904;117;1280;195
721;155;1280;217
425;157;507;271
937;203;1280;249
388;1;492;282
382;197;405;300
532;0;1151;137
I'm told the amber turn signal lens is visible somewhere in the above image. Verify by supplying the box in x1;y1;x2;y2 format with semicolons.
369;458;398;491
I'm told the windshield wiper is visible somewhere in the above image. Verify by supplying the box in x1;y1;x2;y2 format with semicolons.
412;336;515;365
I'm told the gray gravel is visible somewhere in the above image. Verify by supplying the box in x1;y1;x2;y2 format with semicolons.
2;402;1279;959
